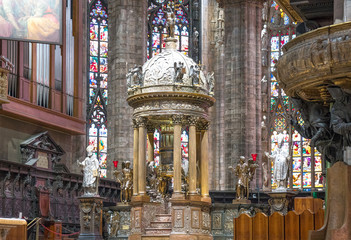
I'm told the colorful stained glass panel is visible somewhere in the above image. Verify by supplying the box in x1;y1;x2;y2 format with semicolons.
100;42;108;57
303;172;311;188
90;25;98;40
293;173;301;188
90;41;98;56
100;58;108;73
100;26;108;41
293;157;301;172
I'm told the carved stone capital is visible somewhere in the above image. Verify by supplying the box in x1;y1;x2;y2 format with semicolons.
197;120;210;131
136;117;147;128
187;116;199;126
146;123;155;133
172;115;184;125
132;119;138;129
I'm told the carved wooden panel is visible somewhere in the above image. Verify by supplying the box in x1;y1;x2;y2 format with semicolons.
269;212;284;240
300;210;314;240
234;214;252;240
253;212;268;240
314;208;324;230
285;211;299;240
37;152;49;169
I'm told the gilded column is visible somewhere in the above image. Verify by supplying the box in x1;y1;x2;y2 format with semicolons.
172;115;183;197
132;119;139;196
188;117;198;195
138;117;147;195
200;121;210;199
147;124;154;162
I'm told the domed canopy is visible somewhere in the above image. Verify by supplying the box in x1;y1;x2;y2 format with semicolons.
126;38;215;119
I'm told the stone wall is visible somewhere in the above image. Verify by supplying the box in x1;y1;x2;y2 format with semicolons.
107;0;147;178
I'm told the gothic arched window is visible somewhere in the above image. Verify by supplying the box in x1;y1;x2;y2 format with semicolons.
88;0;108;178
267;1;324;191
147;0;201;62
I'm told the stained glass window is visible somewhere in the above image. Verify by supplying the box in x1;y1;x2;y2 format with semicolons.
147;0;200;62
268;1;323;191
88;0;108;178
181;129;189;175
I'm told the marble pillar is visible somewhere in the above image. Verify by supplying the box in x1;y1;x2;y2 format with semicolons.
188;118;197;195
132;119;139;196
107;0;147;179
172;115;183;198
201;123;210;200
138;118;146;196
216;0;263;190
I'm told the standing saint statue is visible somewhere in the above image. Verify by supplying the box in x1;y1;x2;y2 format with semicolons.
229;156;248;200
114;161;133;203
77;145;100;196
265;132;290;191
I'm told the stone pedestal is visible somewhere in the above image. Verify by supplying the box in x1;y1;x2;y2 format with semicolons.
267;191;297;215
78;196;104;240
169;198;212;240
310;161;351;240
104;204;131;240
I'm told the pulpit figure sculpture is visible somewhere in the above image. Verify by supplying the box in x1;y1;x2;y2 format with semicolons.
114;161;133;203
265;132;290;191
77;145;100;196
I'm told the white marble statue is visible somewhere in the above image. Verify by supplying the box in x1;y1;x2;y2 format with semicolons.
265;132;290;191
77;145;100;196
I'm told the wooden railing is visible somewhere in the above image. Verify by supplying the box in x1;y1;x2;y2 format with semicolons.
234;209;325;240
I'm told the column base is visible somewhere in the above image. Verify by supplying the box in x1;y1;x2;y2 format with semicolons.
131;195;150;203
78;196;104;239
201;196;212;204
171;192;185;200
188;194;202;201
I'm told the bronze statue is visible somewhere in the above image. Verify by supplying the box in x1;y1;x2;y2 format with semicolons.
229;156;248;199
229;156;258;199
166;6;175;38
114;161;133;203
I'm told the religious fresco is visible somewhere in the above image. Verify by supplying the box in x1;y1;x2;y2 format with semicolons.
0;0;62;44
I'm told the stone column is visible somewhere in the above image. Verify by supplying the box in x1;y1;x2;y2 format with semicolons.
172;115;183;198
216;0;262;190
132;119;139;196
138;117;147;196
107;0;147;179
188;117;198;196
147;125;154;162
200;122;210;201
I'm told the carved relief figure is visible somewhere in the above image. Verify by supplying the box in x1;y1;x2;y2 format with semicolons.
174;61;185;84
114;161;133;203
77;145;100;196
126;65;143;90
190;65;201;85
265;132;290;191
193;27;199;48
